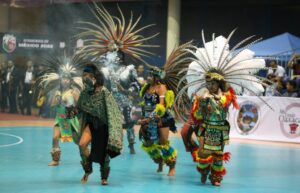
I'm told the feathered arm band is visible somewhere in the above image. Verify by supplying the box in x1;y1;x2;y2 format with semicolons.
165;90;175;108
220;87;239;109
154;104;166;117
139;83;149;97
191;96;203;123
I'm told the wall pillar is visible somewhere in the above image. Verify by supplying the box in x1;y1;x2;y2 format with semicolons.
166;0;181;58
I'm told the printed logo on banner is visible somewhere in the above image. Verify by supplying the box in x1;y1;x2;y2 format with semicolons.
235;101;260;135
2;34;16;53
279;103;300;138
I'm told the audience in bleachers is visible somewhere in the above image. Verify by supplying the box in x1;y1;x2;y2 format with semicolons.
262;59;299;98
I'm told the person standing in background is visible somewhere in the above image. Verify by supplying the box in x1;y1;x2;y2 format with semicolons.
6;60;20;114
0;61;8;112
21;60;35;115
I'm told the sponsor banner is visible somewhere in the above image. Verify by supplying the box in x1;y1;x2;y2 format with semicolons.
0;32;60;54
229;96;300;143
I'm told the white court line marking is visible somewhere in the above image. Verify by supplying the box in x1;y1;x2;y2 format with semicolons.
0;132;24;147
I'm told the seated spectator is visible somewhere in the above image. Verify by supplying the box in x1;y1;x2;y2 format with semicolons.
282;80;299;97
288;55;300;92
288;54;300;78
274;76;286;95
264;82;276;96
267;60;286;79
264;74;281;96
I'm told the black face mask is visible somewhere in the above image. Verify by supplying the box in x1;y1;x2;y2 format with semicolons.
83;77;95;93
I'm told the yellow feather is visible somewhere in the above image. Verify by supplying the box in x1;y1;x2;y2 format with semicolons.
165;90;175;108
155;104;166;117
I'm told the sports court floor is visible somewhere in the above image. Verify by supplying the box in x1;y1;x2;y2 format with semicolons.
0;119;299;193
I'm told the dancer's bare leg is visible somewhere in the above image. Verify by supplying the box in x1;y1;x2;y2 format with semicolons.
48;126;61;166
159;127;175;176
79;125;92;184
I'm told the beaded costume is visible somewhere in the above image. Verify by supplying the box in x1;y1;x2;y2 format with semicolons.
36;54;84;166
178;30;268;185
139;42;193;175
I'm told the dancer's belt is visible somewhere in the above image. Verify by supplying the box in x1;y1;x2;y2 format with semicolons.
202;122;228;131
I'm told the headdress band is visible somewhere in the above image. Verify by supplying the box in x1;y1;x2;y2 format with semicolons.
206;72;224;81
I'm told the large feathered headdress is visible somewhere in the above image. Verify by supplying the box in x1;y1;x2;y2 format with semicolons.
175;30;272;120
36;54;85;95
147;41;194;94
75;3;159;64
145;41;194;118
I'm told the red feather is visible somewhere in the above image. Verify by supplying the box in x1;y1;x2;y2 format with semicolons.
223;152;231;163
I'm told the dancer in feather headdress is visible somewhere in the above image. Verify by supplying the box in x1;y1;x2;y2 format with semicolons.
76;3;158;154
138;41;193;176
36;54;84;166
75;3;159;63
178;30;268;186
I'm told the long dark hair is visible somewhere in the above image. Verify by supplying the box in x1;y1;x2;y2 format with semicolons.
216;79;227;92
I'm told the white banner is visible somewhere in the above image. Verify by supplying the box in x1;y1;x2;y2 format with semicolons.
229;96;300;143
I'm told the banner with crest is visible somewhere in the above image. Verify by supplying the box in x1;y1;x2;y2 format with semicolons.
229;96;300;143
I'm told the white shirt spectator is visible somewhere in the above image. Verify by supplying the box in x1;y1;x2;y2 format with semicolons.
24;71;33;84
267;65;286;78
6;66;14;83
